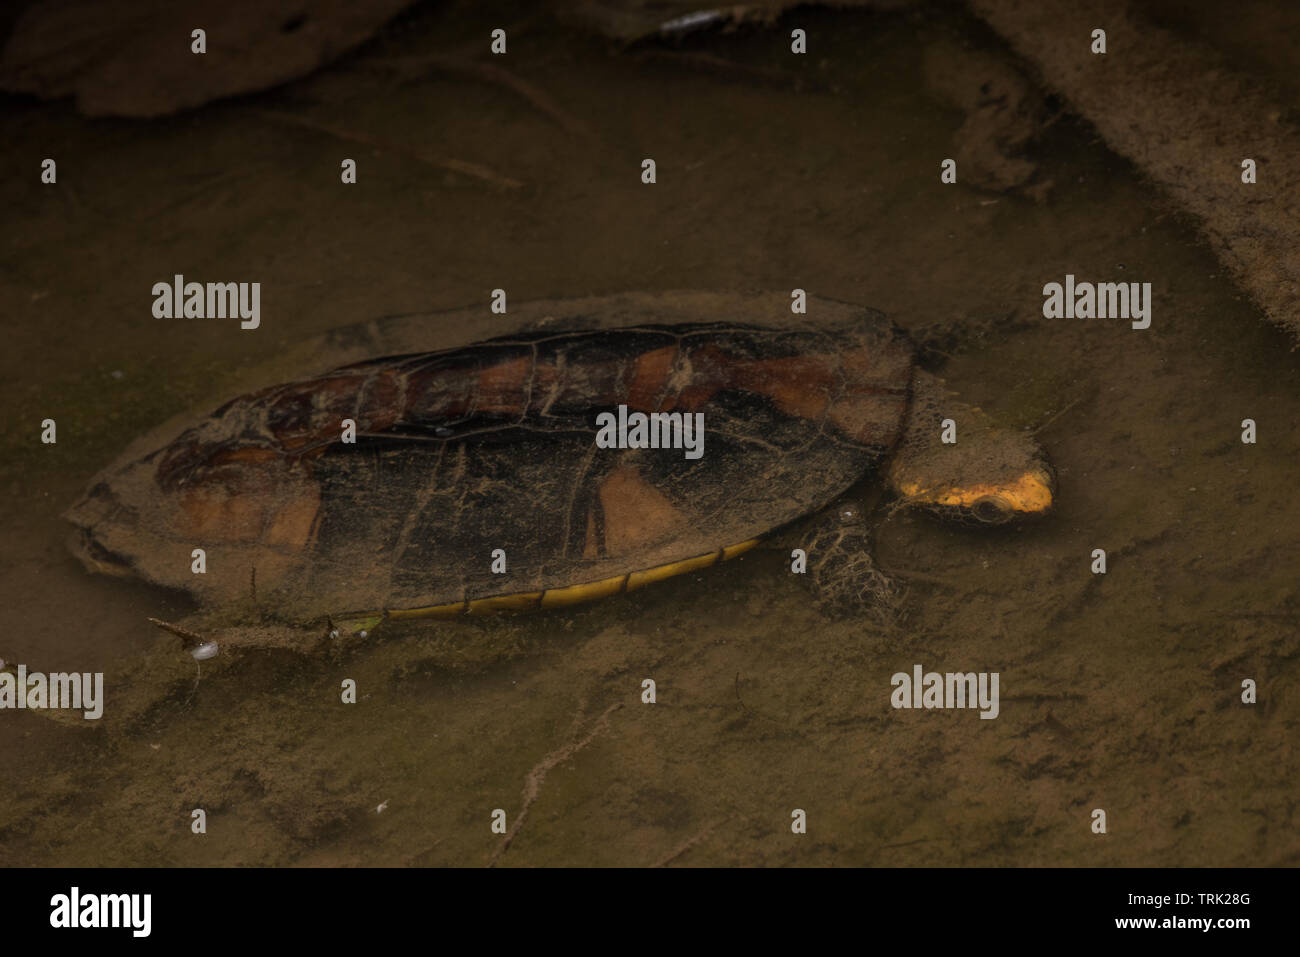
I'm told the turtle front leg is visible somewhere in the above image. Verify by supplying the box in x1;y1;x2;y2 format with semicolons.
801;503;902;619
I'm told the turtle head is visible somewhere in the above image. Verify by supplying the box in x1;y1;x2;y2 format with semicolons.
887;384;1056;525
891;458;1055;525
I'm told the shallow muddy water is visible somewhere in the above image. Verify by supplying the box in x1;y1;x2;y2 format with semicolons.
1;0;1296;866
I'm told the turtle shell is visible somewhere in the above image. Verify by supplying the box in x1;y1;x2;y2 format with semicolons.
65;292;915;620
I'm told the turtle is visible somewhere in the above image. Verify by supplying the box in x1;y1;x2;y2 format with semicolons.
63;291;1053;664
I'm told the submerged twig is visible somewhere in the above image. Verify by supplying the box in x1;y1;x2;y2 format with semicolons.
489;701;622;866
1031;396;1084;437
653;819;721;867
147;617;206;650
364;54;599;141
633;50;821;92
246;108;525;191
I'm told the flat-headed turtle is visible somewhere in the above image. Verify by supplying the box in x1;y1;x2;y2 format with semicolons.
65;292;1053;657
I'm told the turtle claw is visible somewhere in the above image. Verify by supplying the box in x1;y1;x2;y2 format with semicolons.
802;519;903;621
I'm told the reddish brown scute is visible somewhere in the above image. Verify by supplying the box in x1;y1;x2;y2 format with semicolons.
65;295;915;620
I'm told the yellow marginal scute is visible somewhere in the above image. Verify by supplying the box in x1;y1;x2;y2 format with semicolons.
467;591;544;614
720;538;762;560
627;549;719;591
387;601;466;621
540;573;627;609
379;536;764;620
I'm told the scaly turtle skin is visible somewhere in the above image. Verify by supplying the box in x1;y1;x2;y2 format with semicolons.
65;292;1054;642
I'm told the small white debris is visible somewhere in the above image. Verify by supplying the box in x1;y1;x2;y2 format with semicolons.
191;641;219;661
329;629;340;639
359;630;368;638
376;800;389;814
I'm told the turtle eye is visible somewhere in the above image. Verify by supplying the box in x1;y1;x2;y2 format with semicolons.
971;495;1013;524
